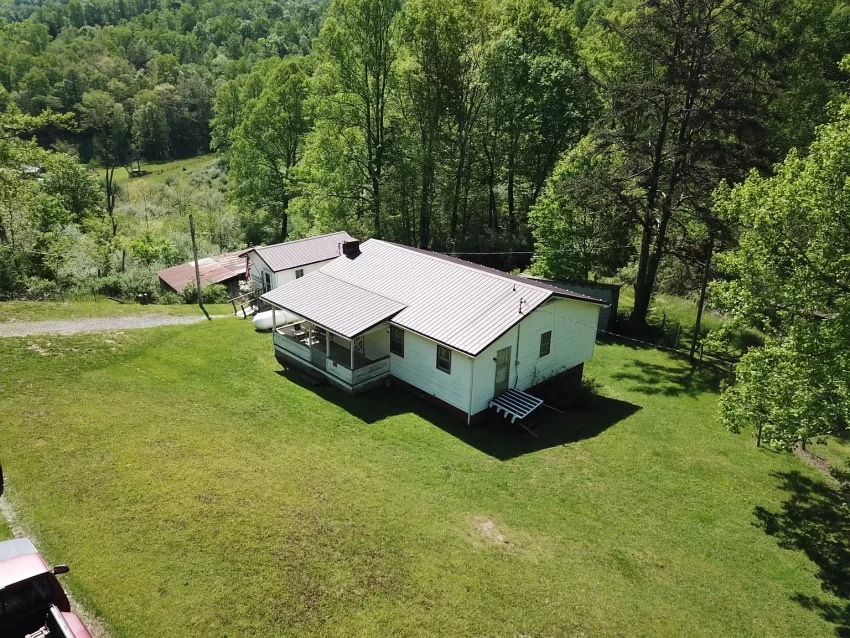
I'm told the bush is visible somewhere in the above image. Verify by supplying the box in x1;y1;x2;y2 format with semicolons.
24;277;63;300
181;282;230;304
157;290;183;305
93;269;159;301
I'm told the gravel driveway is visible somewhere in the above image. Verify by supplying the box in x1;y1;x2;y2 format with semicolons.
0;313;222;337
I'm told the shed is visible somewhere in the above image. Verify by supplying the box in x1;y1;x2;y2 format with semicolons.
520;276;621;333
157;251;246;298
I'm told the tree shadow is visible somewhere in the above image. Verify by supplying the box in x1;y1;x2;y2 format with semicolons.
610;358;724;397
755;470;850;637
275;369;640;461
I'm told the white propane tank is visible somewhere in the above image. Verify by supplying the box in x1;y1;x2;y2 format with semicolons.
253;309;301;331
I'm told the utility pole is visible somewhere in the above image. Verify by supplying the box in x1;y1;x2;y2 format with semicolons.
189;214;209;319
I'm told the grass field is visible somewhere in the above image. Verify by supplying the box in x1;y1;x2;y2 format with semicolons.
0;300;233;323
96;154;220;202
0;318;846;637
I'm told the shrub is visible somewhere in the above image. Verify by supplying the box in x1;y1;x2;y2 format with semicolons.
157;290;183;305
24;277;62;300
181;283;229;304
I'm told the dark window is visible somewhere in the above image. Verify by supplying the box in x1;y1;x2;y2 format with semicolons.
263;272;271;292
436;345;452;373
295;269;304;279
540;331;552;357
390;326;404;357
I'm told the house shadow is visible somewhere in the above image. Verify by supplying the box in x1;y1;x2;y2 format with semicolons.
275;369;640;461
754;470;850;637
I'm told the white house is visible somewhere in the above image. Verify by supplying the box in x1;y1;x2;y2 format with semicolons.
261;239;607;423
242;231;356;293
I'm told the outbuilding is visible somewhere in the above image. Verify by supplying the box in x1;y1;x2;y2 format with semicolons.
242;231;356;293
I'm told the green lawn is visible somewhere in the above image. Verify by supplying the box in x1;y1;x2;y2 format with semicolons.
0;518;11;541
0;320;845;637
95;154;219;202
0;300;233;323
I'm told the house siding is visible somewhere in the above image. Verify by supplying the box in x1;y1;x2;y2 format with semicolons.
273;260;326;288
363;326;390;360
250;253;332;291
389;330;473;412
470;298;600;414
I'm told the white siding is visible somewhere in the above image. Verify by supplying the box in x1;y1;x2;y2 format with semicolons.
273;260;326;288
363;326;390;360
251;254;334;291
389;330;473;412
250;252;273;291
470;299;600;414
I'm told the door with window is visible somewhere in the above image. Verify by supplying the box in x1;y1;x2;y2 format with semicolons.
494;346;511;396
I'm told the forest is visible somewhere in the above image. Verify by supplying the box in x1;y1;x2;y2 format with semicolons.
0;0;849;444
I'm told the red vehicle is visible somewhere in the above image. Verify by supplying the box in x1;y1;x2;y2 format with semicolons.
0;538;92;638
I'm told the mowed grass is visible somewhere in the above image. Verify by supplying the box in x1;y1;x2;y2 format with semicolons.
0;320;844;637
0;300;233;323
95;154;219;201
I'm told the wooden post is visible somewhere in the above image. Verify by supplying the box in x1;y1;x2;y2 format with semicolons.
350;338;354;370
189;214;206;317
698;343;704;370
660;313;667;334
675;324;682;349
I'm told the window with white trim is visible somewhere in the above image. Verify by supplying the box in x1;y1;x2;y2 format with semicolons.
436;345;452;373
540;331;552;357
295;268;304;279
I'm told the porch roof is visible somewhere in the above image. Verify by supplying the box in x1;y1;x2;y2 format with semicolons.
261;271;406;338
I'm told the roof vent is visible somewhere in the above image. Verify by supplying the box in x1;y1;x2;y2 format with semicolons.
342;240;361;258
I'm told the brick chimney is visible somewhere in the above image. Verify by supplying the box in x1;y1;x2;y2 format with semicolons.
342;240;361;258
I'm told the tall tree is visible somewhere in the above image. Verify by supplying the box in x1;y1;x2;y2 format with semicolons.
80;90;131;237
228;57;310;242
578;0;782;329
312;0;402;239
714;81;850;448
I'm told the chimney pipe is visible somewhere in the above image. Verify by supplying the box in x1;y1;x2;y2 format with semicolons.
342;240;361;258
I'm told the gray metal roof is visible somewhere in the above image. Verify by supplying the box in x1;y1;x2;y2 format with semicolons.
248;231;355;272
262;271;405;338
263;239;604;356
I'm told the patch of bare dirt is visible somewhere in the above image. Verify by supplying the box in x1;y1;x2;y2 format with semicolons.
471;516;510;546
27;342;49;356
795;445;836;480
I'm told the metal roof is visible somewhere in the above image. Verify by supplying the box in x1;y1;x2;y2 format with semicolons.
157;251;245;293
262;271;405;338
262;240;604;356
247;231;355;272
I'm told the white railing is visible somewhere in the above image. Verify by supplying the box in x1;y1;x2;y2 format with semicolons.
352;356;391;385
273;330;310;362
273;331;390;388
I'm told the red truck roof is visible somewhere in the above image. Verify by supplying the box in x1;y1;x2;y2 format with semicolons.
0;539;50;590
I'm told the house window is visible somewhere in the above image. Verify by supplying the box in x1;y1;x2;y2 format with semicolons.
263;272;271;292
436;345;452;374
390;326;404;357
295;268;304;279
540;331;552;357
